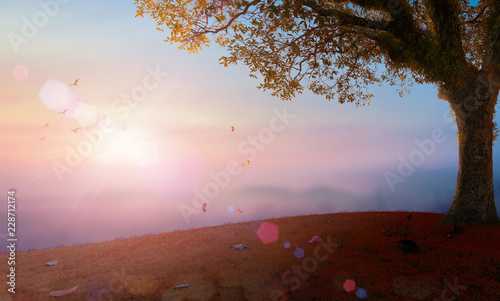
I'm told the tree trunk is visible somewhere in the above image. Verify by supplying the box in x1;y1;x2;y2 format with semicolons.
441;73;500;225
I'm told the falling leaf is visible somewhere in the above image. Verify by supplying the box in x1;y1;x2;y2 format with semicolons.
202;203;207;212
49;285;78;297
46;260;58;266
242;160;250;166
237;209;243;213
231;126;234;132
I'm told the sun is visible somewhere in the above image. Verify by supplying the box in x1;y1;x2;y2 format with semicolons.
97;128;158;166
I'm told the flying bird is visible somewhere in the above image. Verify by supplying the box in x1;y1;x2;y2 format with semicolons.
242;160;250;167
43;121;49;127
59;109;68;114
71;127;81;133
202;203;207;212
69;79;79;87
39;136;47;141
231;126;234;132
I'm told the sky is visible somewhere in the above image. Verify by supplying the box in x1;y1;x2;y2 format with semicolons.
0;0;498;252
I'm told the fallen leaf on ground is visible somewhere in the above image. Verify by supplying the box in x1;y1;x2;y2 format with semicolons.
308;235;322;244
48;285;78;296
46;260;58;266
230;244;249;250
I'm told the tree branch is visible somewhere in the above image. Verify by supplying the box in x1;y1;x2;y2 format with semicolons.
482;2;500;76
194;0;261;36
461;5;487;24
425;0;468;75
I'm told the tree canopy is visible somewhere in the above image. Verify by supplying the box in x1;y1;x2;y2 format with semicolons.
135;0;500;224
135;0;499;104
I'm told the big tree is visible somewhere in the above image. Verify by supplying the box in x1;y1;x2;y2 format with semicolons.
135;0;500;225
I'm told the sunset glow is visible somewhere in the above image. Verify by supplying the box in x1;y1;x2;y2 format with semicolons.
1;1;499;253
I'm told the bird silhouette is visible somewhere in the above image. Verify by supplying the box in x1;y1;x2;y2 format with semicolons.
43;122;49;127
71;127;81;133
69;79;79;87
39;136;47;141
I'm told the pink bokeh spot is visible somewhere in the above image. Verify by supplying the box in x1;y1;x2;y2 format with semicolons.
84;281;110;301
38;79;84;119
343;279;356;293
58;89;84;119
256;221;279;244
39;79;69;110
12;64;29;81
